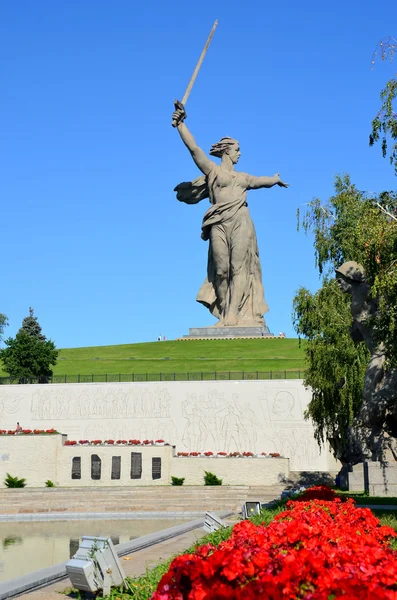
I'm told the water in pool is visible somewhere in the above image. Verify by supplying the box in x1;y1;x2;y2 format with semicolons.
0;518;188;582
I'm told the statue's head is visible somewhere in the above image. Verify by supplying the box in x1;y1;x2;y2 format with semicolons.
209;137;240;164
335;261;365;294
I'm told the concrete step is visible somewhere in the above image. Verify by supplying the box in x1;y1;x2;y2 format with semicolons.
0;486;284;514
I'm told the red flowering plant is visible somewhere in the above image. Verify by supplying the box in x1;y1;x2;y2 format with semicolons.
269;452;280;457
105;439;115;445
129;439;141;445
64;440;77;446
229;451;241;457
177;452;189;457
45;428;57;434
261;452;267;456
203;451;213;456
116;440;127;444
33;429;45;434
7;430;16;435
217;451;227;456
91;440;102;445
153;485;397;599
189;452;200;456
242;451;254;457
78;440;89;445
22;429;32;434
142;439;153;445
155;439;165;443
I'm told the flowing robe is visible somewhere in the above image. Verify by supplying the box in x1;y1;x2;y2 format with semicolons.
175;166;268;325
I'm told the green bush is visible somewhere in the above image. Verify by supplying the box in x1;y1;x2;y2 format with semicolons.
45;480;55;487
171;476;185;486
204;471;222;486
4;473;26;488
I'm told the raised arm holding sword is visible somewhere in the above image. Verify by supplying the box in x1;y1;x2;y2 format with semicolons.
172;21;289;328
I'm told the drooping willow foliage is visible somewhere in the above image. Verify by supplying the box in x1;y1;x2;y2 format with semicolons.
370;37;397;174
293;281;369;460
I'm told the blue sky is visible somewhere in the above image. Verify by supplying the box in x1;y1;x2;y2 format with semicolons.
1;0;396;348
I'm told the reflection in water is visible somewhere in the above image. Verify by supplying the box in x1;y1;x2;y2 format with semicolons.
0;519;187;582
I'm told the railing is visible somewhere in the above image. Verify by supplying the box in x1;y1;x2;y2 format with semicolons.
0;370;303;385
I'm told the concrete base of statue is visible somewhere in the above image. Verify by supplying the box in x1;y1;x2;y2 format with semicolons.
182;325;273;339
347;461;397;496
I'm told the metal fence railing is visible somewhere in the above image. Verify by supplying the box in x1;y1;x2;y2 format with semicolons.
0;370;303;385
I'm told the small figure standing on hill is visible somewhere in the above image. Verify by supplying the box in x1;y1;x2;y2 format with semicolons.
16;422;22;433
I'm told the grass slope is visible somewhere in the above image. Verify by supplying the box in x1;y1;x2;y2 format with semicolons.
0;338;307;377
52;338;306;377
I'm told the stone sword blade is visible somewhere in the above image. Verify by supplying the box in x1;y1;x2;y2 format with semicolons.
172;19;218;127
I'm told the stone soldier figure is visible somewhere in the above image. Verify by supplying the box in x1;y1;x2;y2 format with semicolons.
336;261;397;459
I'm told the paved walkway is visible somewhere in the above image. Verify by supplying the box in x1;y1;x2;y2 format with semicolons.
16;528;207;599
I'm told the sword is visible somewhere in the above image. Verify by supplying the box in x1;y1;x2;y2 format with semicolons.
172;19;218;127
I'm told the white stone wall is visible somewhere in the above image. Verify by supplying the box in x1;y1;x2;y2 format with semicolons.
172;456;289;486
0;436;288;488
0;435;59;487
0;380;340;472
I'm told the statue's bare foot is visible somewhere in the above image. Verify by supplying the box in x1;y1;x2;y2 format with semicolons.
224;314;238;326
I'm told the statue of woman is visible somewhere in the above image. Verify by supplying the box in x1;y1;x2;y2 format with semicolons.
172;102;289;327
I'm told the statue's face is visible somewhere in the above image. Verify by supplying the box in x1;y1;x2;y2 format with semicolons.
336;273;353;294
227;143;241;164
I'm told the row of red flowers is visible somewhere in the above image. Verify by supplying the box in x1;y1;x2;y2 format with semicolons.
64;439;167;446
176;451;281;457
0;429;57;435
153;485;397;599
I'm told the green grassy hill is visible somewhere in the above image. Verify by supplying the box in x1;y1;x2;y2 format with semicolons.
0;338;307;379
57;338;305;377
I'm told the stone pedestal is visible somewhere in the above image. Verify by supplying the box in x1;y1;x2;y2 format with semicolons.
347;461;397;496
183;325;273;339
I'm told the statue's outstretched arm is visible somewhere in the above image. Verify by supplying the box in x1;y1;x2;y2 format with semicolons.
172;103;214;175
247;173;289;189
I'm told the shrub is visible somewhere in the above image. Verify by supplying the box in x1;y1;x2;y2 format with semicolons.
45;480;55;487
4;473;26;488
204;471;222;486
171;476;185;486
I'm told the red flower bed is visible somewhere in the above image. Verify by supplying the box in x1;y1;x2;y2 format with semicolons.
153;486;397;599
105;439;115;444
129;439;141;445
64;440;77;446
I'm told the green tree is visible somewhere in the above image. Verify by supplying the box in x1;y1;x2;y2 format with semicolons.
294;175;397;459
370;37;397;174
293;281;369;461
0;313;7;343
19;307;46;342
0;309;58;383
